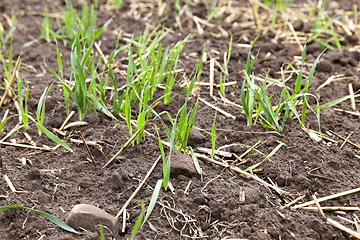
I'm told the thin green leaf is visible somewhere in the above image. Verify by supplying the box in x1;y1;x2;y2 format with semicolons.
27;115;73;152
189;146;202;175
142;179;162;227
130;202;145;240
0;206;87;235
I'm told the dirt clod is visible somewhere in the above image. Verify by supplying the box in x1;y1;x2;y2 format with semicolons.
27;168;41;180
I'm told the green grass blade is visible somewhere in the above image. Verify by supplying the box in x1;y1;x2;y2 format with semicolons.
211;111;217;158
142;179;162;227
0;206;86;235
1;124;23;142
99;223;105;240
295;43;307;94
263;140;286;162
189;146;202;175
27;115;73;152
306;93;357;113
130;202;145;240
313;38;334;50
244;141;286;172
246;34;260;76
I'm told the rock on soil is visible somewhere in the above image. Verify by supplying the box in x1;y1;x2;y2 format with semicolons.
169;149;199;178
65;204;118;234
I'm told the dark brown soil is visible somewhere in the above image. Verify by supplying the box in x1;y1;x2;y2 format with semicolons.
1;0;360;239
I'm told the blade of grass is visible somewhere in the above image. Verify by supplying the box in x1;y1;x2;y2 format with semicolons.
27;115;73;152
244;141;286;172
130;202;145;240
0;205;87;235
211;111;217;158
142;179;162;227
189;146;202;175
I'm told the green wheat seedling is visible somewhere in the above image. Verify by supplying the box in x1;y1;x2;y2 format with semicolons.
45;35;99;121
173;74;199;153
0;36;14;82
115;28;168;113
263;1;294;28
158;64;201;154
110;0;123;9
242;35;352;132
216;141;286;171
142;179;162;227
10;77;73;151
175;0;181;24
241;38;325;132
17;77;29;130
151;64;202;188
114;29;191;141
141;59;204;226
41;9;56;43
0;206;85;234
131;81;166;144
241;34;300;131
141;132;174;226
219;36;232;99
99;223;105;240
160;35;191;105
241;34;260;126
0;116;23;142
132;26;190;105
245;140;286;171
203;0;219;20
130;201;145;240
0;26;16;51
112;47;160;145
0;10;23;50
310;0;342;51
137;25;170;57
96;37;125;105
36;82;54;136
211;111;217;159
56;0;77;43
56;0;112;46
156;126;173;190
0;113;73;152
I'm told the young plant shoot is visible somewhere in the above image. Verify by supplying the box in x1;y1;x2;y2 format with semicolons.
36;82;54;136
56;0;112;46
211;111;217;159
46;34;100;121
220;36;232;98
17;77;29;130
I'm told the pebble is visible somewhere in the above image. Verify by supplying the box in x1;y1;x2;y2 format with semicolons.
65;204;118;233
170;149;199;178
328;1;340;10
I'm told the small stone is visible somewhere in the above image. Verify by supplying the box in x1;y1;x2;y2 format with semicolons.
169;149;199;178
65;204;118;233
328;1;340;10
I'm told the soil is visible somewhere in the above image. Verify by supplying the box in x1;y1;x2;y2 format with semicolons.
0;0;360;239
